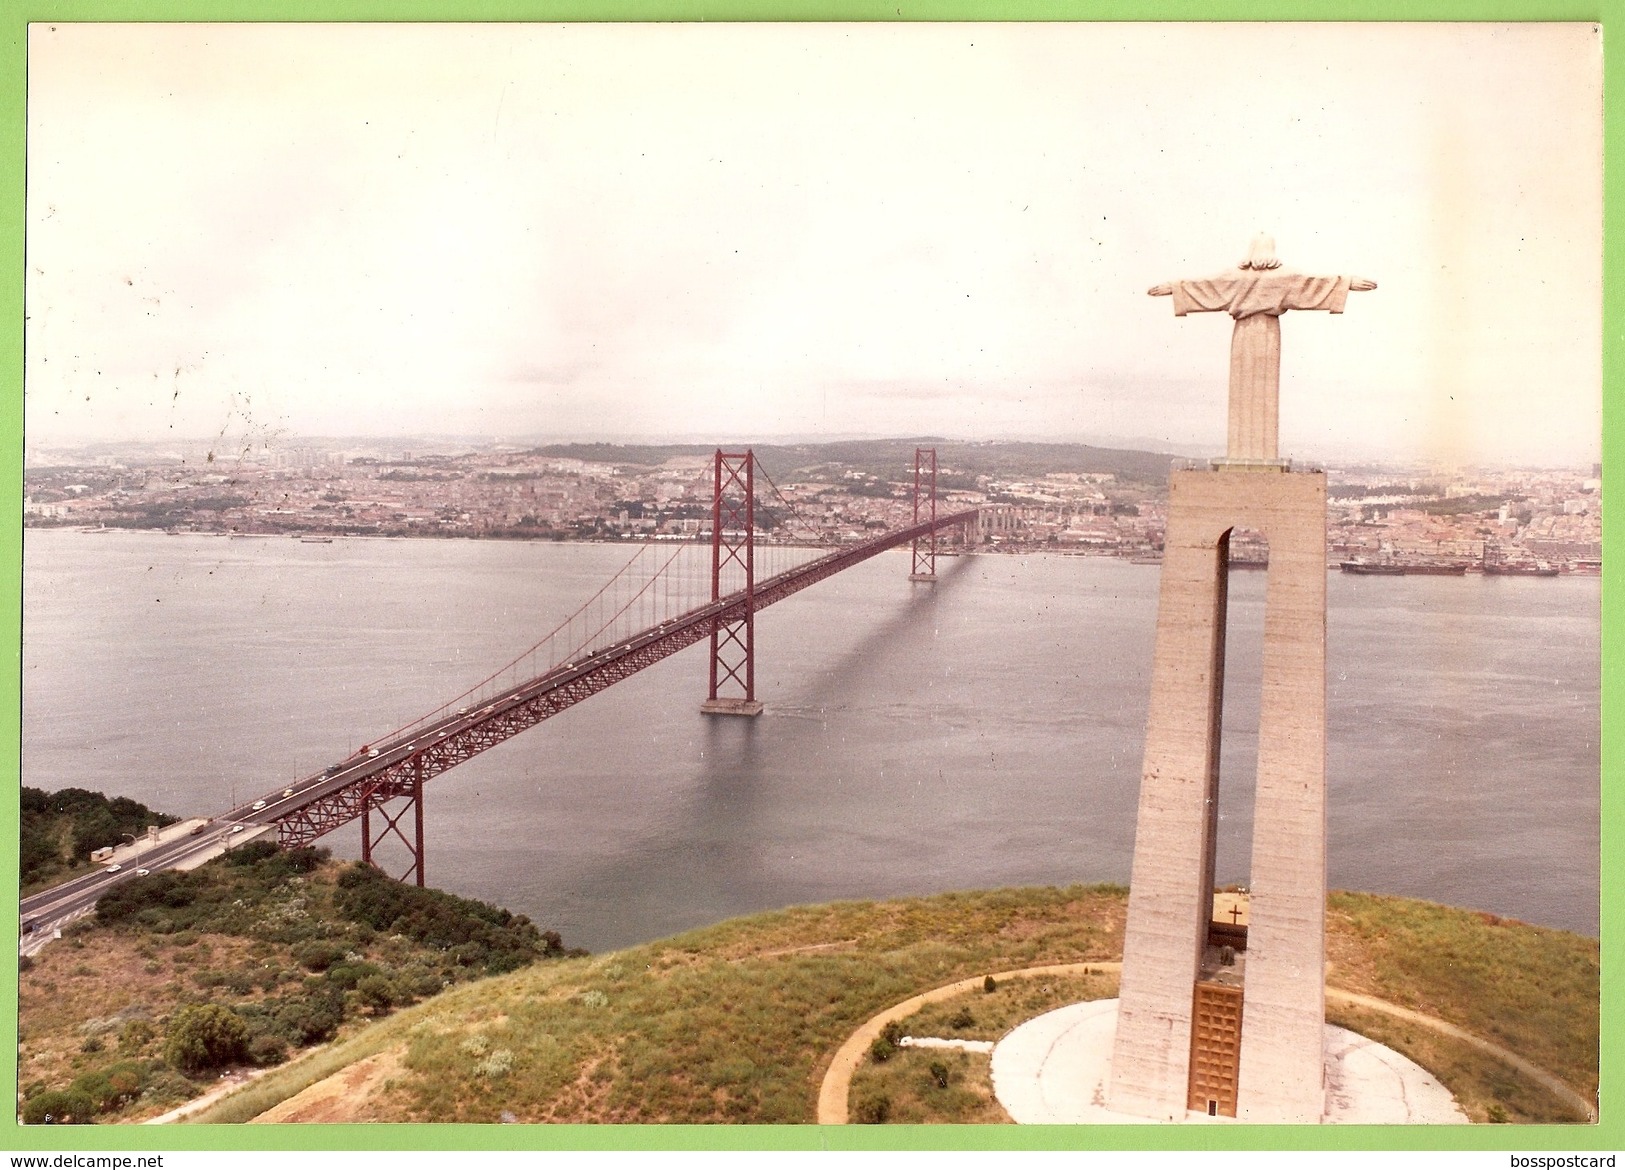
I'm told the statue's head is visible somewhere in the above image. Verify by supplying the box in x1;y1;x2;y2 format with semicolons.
1239;233;1281;271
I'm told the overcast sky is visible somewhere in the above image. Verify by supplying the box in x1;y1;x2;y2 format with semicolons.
25;22;1602;467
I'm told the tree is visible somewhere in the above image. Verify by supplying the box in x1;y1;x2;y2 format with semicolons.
163;1004;249;1074
23;1089;97;1125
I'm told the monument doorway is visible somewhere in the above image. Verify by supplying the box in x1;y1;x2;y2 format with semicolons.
1213;526;1270;894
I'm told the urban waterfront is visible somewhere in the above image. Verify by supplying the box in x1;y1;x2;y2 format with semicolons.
21;529;1600;952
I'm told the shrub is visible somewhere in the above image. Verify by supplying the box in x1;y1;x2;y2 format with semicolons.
120;1020;154;1051
355;974;397;1014
948;1007;975;1030
224;840;279;867
292;940;348;972
69;1062;147;1113
400;966;446;998
22;1089;97;1125
473;1049;514;1079
247;1033;287;1067
95;871;200;924
274;990;345;1046
254;966;283;992
80;1036;103;1054
928;1060;950;1089
325;961;384;990
279;846;327;874
867;1035;896;1064
982;974;997;993
853;1091;891;1124
163;1004;249;1074
333;861;570;974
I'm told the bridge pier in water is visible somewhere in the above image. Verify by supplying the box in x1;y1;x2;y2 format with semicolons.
702;449;763;717
909;447;939;582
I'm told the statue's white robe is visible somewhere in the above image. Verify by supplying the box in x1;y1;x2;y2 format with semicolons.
1168;269;1352;463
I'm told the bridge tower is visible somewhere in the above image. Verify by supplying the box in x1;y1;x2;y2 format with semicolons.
909;447;939;582
702;449;763;717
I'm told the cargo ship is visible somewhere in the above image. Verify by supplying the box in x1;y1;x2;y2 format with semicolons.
1338;558;1470;576
1338;559;1407;575
1397;561;1470;576
1482;560;1560;577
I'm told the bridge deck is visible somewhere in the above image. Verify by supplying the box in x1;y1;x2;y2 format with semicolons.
155;509;977;850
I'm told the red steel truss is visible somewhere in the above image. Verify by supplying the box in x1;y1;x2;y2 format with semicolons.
359;758;426;886
272;494;978;874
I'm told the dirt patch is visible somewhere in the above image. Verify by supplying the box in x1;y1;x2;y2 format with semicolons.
251;1047;408;1123
750;939;859;960
141;1069;266;1124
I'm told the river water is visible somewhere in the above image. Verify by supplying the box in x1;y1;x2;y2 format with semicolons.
21;530;1600;951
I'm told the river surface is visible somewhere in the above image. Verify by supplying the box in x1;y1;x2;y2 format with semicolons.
21;529;1600;951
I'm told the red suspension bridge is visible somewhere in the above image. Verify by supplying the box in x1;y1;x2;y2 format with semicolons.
21;448;976;927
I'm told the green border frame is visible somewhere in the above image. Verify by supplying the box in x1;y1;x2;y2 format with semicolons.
0;1;1616;1155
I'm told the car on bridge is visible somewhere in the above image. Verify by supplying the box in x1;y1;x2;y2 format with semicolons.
252;800;267;811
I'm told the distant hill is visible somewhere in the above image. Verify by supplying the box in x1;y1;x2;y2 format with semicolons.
527;439;1177;489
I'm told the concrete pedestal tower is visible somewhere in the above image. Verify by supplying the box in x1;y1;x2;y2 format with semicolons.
1107;236;1375;1123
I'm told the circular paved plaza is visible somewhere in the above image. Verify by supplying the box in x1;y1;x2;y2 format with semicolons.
989;998;1469;1125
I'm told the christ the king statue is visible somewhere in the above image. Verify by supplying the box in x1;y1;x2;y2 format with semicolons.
1150;234;1377;464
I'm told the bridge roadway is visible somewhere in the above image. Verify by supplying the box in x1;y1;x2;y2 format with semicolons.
20;510;978;926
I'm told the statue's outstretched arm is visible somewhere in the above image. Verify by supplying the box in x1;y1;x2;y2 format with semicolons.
1350;277;1377;292
1148;283;1173;296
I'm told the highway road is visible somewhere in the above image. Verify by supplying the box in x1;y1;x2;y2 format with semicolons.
16;683;545;953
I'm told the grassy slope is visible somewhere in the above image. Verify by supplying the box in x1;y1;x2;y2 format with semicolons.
193;886;1597;1125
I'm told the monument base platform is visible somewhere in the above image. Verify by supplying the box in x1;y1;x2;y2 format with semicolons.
990;1000;1468;1125
699;698;764;717
1208;457;1293;472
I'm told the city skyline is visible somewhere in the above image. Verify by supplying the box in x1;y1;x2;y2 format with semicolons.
25;23;1603;466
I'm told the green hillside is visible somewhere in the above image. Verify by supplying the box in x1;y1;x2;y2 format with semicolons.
188;886;1596;1126
17;845;580;1125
